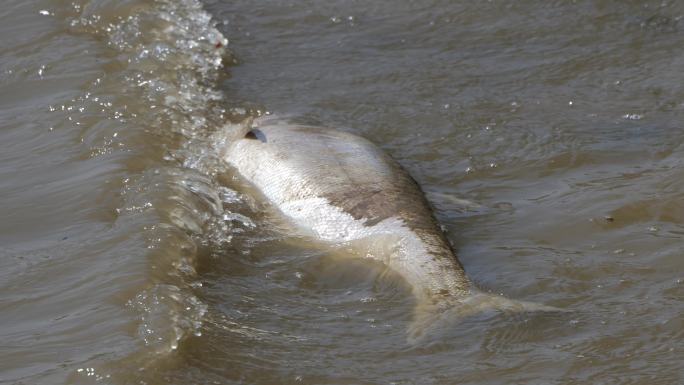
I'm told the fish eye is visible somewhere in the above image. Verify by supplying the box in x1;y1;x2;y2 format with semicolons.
245;130;258;139
245;129;267;143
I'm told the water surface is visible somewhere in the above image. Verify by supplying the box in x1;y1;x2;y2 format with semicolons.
2;0;684;383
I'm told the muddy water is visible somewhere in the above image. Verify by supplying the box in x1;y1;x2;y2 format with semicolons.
2;0;684;383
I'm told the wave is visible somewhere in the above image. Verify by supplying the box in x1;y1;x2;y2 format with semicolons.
60;0;252;380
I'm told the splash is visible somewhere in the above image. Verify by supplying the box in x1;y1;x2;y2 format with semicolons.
62;0;252;375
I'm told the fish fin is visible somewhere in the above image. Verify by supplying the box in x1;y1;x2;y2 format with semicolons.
407;292;567;344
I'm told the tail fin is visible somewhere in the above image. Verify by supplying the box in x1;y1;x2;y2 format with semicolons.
407;292;566;344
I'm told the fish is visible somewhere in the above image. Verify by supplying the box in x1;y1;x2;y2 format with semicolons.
220;116;560;342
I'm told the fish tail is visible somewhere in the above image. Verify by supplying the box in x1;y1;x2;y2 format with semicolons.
407;292;566;344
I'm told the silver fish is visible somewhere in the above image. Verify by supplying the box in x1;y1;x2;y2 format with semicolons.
221;116;559;342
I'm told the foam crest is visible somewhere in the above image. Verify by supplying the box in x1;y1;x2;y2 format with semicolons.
61;0;253;372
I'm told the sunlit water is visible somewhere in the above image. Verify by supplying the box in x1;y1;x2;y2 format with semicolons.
2;0;684;384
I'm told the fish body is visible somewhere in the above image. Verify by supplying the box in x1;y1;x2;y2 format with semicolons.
221;117;557;340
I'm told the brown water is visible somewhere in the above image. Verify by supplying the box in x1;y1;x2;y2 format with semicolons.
2;0;684;383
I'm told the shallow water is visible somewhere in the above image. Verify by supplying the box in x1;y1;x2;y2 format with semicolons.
2;0;684;383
